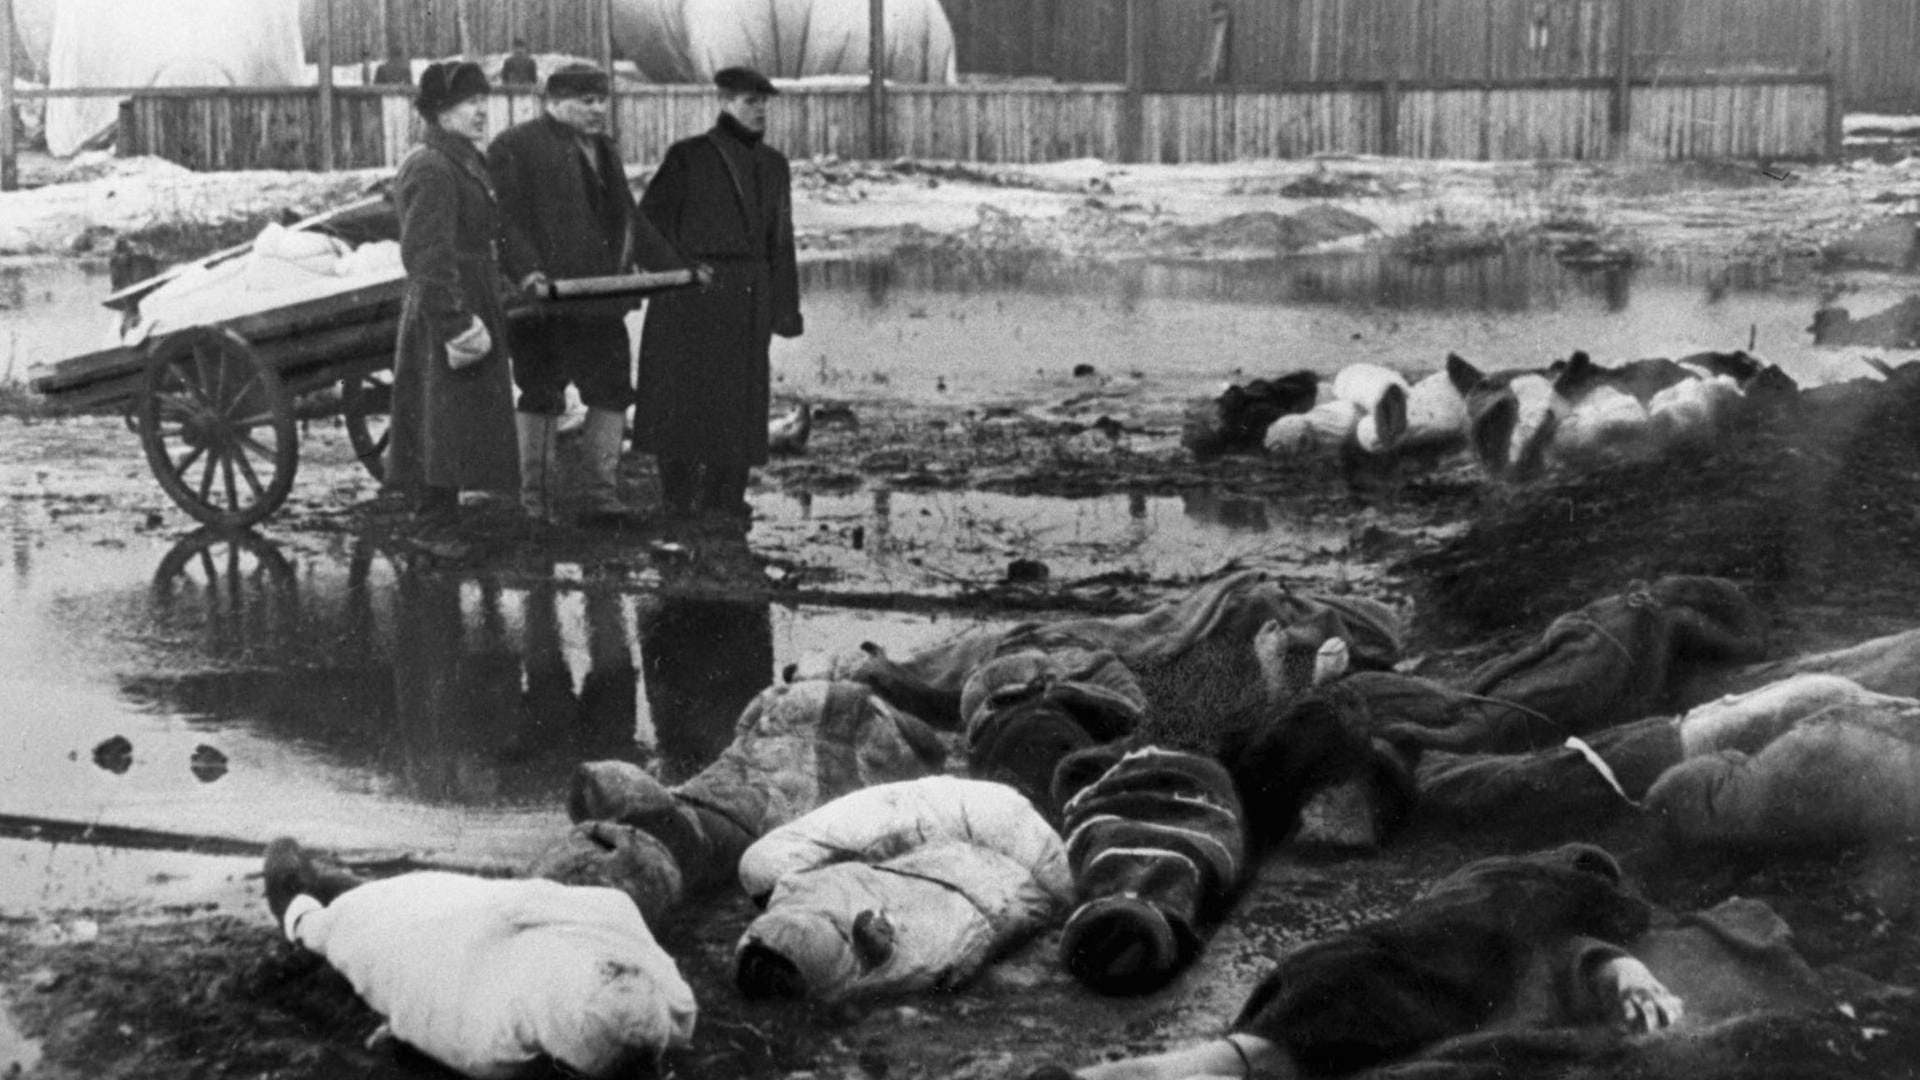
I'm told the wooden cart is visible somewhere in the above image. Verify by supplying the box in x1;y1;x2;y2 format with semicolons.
29;194;693;529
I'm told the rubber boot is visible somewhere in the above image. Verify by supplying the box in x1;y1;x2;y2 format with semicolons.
578;407;630;526
701;463;752;525
515;412;561;525
657;457;696;519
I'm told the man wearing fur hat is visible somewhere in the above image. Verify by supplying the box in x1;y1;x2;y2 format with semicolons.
488;62;687;527
636;65;803;524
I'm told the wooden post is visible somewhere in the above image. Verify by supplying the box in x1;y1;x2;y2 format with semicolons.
1824;0;1849;161
1122;0;1146;163
1379;3;1399;157
317;0;336;172
1;0;16;191
457;0;473;60
1610;0;1633;156
601;0;617;137
869;0;886;158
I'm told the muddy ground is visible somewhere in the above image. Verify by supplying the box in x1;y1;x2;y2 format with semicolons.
7;151;1920;1079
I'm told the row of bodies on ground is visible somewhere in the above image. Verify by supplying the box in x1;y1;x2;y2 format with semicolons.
265;565;1920;1079
1185;338;1917;480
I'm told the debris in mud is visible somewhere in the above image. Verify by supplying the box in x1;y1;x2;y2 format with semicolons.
189;744;229;783
1005;558;1050;584
90;734;133;774
1390;213;1513;265
1811;295;1920;347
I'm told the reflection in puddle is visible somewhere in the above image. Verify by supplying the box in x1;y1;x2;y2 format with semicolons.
0;525;973;865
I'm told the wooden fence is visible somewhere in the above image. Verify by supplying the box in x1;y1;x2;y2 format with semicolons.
947;0;1920;110
113;75;1836;171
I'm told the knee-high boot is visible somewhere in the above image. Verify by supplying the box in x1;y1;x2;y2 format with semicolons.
579;407;630;522
657;457;696;518
701;463;752;521
515;412;561;523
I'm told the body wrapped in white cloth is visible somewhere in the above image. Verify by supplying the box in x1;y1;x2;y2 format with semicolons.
283;872;695;1079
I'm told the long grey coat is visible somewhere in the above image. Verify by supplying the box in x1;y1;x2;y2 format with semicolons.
635;114;802;466
386;125;519;494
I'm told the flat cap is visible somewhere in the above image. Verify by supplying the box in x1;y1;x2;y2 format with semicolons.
545;62;611;98
714;66;778;96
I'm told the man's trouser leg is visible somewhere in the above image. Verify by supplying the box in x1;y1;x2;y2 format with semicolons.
657;457;696;517
515;411;561;523
579;407;630;521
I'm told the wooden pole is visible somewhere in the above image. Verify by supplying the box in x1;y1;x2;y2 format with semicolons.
601;0;616;137
317;0;336;172
457;0;473;60
1122;0;1146;163
1;0;16;191
869;0;886;158
1610;0;1633;156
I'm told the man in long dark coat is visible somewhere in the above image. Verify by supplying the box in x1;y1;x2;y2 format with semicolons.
636;65;803;523
489;63;686;525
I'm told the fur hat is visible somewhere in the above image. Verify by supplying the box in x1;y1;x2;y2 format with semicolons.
714;66;778;96
415;60;490;119
544;62;610;99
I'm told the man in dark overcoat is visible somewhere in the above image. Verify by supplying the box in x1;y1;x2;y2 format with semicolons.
636;65;803;522
489;63;686;525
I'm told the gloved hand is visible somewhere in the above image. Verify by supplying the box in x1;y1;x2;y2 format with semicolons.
444;316;493;371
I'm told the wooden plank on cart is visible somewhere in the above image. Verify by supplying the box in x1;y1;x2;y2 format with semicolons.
29;274;404;401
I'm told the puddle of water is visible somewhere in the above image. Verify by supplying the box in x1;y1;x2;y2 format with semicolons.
2;257;120;381
777;249;1902;397
0;524;982;873
0;836;257;917
758;487;1367;590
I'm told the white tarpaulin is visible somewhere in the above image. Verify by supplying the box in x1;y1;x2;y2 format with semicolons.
44;0;306;157
615;0;956;84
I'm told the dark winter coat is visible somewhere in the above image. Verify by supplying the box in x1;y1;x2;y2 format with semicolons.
1230;844;1649;1078
386;125;519;493
1053;746;1248;996
487;114;685;290
635;113;802;466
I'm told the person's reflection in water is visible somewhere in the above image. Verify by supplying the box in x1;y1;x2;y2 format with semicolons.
1181;488;1272;532
390;568;523;803
637;552;775;783
509;575;646;768
578;586;640;748
515;574;581;750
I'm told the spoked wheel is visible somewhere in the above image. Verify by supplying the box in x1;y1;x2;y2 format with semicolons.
150;526;300;658
138;327;298;529
341;370;393;482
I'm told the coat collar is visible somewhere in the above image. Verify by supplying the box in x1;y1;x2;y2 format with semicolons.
423;125;494;194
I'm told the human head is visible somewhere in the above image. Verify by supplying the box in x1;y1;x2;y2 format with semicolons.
544;62;611;136
512;37;530;54
713;65;776;135
416;61;491;144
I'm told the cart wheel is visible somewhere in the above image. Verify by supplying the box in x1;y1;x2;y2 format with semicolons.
151;527;299;658
139;327;298;529
341;371;393;482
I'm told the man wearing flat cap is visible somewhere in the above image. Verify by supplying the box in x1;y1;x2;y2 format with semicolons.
636;64;803;524
487;62;688;527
